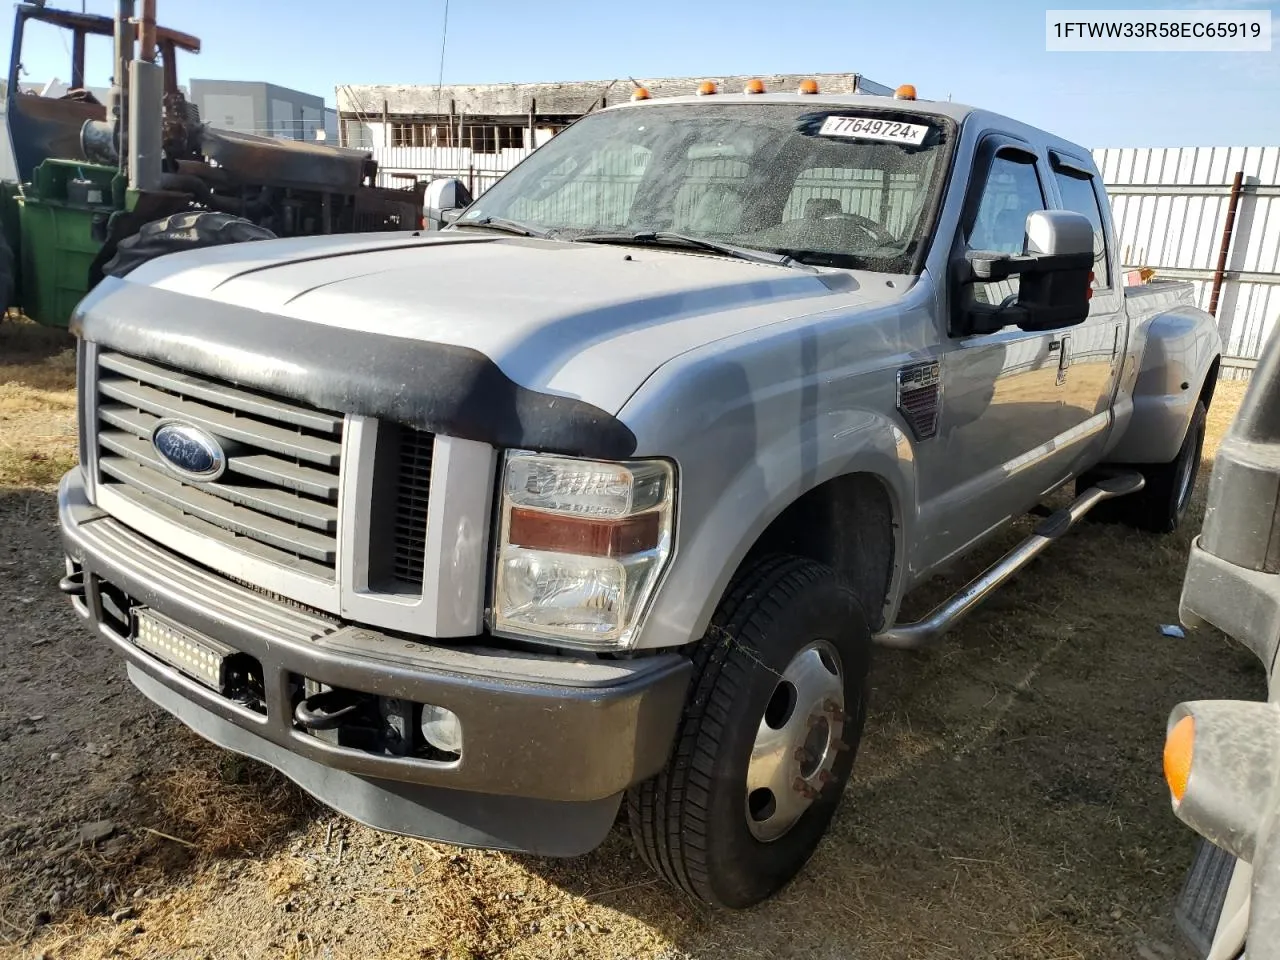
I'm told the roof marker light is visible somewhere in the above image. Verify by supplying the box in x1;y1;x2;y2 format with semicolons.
744;78;766;94
797;79;820;95
894;84;918;100
697;80;718;96
631;86;652;101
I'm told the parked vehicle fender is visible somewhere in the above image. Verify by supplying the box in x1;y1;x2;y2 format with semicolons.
620;347;917;652
1108;300;1221;464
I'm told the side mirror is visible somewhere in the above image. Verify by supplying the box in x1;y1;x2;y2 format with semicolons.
423;178;474;231
953;210;1095;335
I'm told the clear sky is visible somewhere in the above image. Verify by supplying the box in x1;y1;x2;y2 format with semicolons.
5;0;1277;148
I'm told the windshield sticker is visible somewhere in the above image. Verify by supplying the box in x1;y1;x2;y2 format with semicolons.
818;116;930;146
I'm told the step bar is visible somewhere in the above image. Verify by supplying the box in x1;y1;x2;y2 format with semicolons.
875;472;1145;650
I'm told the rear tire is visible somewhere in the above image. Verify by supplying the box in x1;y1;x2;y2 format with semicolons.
1079;400;1207;534
103;211;276;279
627;555;872;908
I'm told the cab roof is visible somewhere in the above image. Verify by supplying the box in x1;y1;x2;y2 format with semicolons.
607;92;978;124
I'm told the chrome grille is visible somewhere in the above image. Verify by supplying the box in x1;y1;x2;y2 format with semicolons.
95;351;344;580
393;427;433;587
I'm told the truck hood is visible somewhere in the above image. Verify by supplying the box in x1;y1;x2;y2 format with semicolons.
127;231;900;414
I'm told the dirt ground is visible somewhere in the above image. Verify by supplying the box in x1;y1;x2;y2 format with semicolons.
0;318;1264;960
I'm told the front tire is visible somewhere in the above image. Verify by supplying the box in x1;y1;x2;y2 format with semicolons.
103;211;276;279
627;555;872;908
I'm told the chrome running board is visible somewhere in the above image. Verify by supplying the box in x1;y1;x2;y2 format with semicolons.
875;472;1145;650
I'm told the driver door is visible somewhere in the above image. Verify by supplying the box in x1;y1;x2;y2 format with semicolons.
913;142;1072;573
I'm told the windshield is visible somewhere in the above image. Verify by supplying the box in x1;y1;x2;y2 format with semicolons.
456;102;953;272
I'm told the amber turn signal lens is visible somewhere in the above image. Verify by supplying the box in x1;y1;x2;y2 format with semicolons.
797;78;819;95
507;507;661;558
631;86;652;101
894;83;918;100
697;80;718;96
1164;715;1195;804
744;78;766;94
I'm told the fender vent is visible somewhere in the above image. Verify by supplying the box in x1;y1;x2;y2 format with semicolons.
897;361;941;441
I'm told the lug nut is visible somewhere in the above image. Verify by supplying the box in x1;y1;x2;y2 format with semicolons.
794;747;811;763
831;739;851;752
792;777;818;799
824;700;845;722
817;770;833;785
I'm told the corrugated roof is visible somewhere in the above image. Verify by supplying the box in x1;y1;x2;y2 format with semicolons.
336;73;887;118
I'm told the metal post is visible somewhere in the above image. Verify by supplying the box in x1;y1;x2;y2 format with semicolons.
1209;171;1246;317
382;99;390;147
527;97;536;151
112;0;136;177
71;29;85;89
138;0;157;62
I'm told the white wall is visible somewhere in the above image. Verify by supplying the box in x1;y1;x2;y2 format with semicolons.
270;97;297;138
300;105;324;142
203;93;255;133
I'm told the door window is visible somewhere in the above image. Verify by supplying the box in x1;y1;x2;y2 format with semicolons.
1053;168;1111;289
967;154;1046;306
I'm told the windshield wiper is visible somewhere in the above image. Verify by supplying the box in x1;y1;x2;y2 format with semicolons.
574;231;804;269
452;216;550;238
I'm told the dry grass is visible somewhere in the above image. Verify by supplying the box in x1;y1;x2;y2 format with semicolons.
143;752;317;858
0;318;78;489
9;367;1263;960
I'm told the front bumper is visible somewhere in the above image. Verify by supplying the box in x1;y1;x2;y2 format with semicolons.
58;470;691;856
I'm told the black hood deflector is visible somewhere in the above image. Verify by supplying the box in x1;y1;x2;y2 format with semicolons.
72;280;639;460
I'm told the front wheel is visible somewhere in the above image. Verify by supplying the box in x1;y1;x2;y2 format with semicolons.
627;555;872;908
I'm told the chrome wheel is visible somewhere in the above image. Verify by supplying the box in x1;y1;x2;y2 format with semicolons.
745;640;844;842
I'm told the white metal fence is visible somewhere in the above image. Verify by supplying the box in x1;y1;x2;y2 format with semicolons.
369;142;1280;371
371;146;533;196
1093;146;1280;373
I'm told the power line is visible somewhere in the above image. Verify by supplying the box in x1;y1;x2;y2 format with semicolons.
434;0;449;120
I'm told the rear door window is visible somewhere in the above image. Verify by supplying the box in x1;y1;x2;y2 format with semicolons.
1053;167;1111;289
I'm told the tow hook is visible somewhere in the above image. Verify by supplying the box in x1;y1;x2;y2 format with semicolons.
294;689;364;731
58;570;86;597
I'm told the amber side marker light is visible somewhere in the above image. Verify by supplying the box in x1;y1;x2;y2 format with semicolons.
631;86;652;101
744;78;766;94
508;507;661;557
697;80;718;96
797;78;819;95
894;83;918;100
1164;715;1195;804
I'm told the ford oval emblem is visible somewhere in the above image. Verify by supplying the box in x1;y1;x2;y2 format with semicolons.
151;420;227;482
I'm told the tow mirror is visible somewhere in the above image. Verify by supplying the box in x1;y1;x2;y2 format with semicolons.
424;178;474;231
953;210;1095;335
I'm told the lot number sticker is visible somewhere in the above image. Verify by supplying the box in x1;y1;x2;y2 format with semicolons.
818;115;930;145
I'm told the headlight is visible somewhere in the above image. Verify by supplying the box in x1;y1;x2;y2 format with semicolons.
490;452;675;650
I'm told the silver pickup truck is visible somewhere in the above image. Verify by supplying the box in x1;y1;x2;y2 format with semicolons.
58;82;1221;907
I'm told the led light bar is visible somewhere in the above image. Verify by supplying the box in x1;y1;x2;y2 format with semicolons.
133;609;237;690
